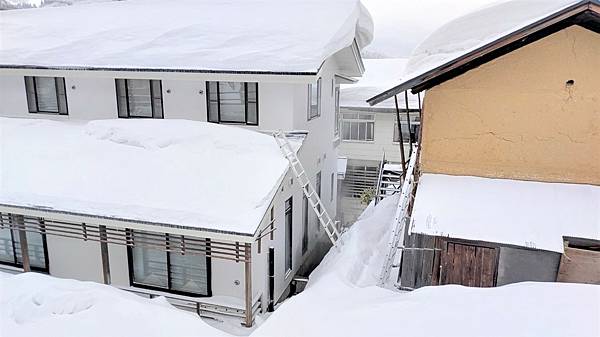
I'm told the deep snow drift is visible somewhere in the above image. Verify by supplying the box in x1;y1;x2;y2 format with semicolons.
0;0;373;73
0;118;296;234
0;272;228;337
253;195;600;337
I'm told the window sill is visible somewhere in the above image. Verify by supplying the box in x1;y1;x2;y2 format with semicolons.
341;140;375;144
29;111;68;116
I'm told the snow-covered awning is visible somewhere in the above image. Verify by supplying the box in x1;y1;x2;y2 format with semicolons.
410;174;600;253
0;118;302;236
0;0;373;75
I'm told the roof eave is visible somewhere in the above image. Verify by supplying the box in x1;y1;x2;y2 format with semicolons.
367;0;598;106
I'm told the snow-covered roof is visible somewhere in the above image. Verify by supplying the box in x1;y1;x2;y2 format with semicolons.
340;58;420;109
0;118;300;235
367;0;598;105
410;174;600;253
0;0;373;74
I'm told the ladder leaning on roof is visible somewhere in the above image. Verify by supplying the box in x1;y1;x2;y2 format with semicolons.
378;145;419;287
273;130;341;247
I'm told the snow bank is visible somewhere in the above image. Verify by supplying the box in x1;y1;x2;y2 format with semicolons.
341;58;420;109
0;0;373;73
0;272;228;337
253;194;600;337
403;0;579;83
0;118;295;234
411;174;600;253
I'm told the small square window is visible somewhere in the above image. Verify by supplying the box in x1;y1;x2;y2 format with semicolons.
25;76;68;115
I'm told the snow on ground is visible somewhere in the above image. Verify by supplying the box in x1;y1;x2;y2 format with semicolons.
411;174;600;253
0;271;228;337
403;0;580;82
0;118;296;234
253;194;600;337
0;0;373;73
340;58;420;109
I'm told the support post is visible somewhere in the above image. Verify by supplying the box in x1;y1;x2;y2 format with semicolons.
394;95;407;178
17;216;31;272
243;243;253;327
267;247;275;312
99;225;111;284
404;90;414;146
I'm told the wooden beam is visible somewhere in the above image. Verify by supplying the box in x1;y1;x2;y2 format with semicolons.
243;243;253;327
99;225;111;284
18;216;31;272
394;95;407;178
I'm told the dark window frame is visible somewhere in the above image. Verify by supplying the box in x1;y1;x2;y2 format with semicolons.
115;79;164;119
284;197;293;274
25;76;68;115
307;78;322;121
302;196;308;255
0;216;49;273
126;230;212;298
206;81;259;126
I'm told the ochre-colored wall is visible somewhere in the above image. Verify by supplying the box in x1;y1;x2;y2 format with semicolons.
420;25;600;185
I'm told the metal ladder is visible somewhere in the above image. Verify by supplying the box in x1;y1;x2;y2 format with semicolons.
273;130;340;247
378;145;419;286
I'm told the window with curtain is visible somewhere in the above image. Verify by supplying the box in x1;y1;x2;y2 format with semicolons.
307;78;321;120
0;216;48;271
341;112;375;142
25;76;68;115
129;230;210;297
206;81;258;125
115;79;163;119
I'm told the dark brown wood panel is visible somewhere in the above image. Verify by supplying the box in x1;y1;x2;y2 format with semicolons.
440;241;498;287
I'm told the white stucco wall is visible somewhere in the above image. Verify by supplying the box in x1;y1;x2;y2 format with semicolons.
0;57;344;310
338;109;411;163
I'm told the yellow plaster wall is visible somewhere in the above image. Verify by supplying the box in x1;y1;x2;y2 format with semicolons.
420;25;600;185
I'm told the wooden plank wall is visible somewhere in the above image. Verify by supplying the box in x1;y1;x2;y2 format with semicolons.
557;246;600;284
398;233;441;289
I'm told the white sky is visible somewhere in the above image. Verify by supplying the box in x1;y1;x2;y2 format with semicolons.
361;0;501;58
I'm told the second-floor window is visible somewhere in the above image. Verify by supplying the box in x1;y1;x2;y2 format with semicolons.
206;82;258;125
342;112;374;142
25;76;68;115
115;79;164;119
307;78;321;120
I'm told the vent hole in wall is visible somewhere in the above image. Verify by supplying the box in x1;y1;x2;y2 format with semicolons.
566;79;575;87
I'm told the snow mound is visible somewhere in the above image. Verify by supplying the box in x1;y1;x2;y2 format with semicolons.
253;194;600;337
404;0;579;82
0;118;294;234
0;0;373;73
0;272;228;337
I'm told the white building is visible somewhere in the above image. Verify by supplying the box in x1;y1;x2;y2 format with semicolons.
337;58;420;225
0;0;373;327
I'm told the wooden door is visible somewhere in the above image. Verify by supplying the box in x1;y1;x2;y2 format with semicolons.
439;242;498;287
